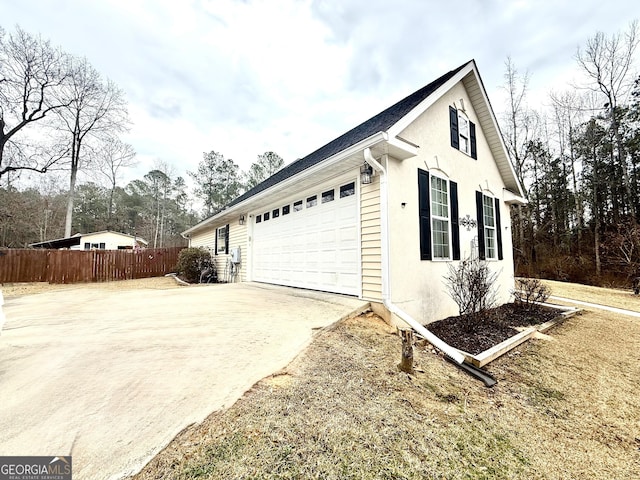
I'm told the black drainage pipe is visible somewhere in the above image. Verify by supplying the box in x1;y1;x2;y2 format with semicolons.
446;357;497;388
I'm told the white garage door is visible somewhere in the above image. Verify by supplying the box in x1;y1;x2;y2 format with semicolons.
252;180;360;296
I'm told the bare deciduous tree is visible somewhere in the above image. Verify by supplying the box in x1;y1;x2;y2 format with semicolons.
93;137;136;225
0;26;71;180
55;56;129;237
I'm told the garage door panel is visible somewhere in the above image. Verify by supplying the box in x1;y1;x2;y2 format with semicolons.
252;180;360;296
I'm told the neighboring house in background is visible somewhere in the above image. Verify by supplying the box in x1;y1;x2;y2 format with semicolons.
30;230;148;250
182;60;526;325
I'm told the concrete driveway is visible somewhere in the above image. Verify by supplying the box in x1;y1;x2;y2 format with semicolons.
0;282;368;479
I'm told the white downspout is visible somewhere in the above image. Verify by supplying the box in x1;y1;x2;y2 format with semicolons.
363;148;465;365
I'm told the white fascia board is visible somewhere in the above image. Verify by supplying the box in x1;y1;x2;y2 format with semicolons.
503;188;528;205
387;135;419;159
466;63;526;199
182;131;388;237
386;61;475;139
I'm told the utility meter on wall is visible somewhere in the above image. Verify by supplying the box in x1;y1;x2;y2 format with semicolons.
230;247;241;264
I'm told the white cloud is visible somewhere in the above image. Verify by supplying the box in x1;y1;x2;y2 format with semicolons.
1;0;639;189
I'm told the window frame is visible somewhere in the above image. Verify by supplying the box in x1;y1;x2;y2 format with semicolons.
429;174;452;261
340;182;355;198
458;112;470;155
449;105;477;159
322;189;335;203
482;194;497;260
216;225;228;254
306;195;317;208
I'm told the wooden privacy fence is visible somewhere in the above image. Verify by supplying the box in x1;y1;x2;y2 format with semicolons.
0;247;184;284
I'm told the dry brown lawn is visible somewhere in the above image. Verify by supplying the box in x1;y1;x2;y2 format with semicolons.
541;279;639;312
1;276;181;298
130;285;640;479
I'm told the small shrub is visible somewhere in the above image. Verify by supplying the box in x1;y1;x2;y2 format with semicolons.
444;256;500;315
174;247;214;283
512;277;550;311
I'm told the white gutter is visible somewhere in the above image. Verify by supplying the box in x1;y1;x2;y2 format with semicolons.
363;148;465;365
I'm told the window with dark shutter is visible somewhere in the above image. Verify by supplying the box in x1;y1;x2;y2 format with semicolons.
418;169;432;260
475;191;486;260
451;105;478;159
449;106;459;150
450;181;460;260
225;224;229;255
470;122;477;159
495;197;503;260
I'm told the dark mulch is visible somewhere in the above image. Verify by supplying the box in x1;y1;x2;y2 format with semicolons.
426;303;560;355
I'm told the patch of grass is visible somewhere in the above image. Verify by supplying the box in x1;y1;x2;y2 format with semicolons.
133;304;640;480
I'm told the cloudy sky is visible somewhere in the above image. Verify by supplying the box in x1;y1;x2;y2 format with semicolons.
1;0;638;184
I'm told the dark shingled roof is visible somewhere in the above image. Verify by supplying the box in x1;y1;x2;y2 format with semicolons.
227;61;469;208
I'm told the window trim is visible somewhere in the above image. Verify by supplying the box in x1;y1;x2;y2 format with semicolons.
449;105;477;160
216;225;228;255
306;195;317;208
458;112;470;155
322;189;335;203
476;192;503;261
419;169;460;262
340;182;355;198
482;194;497;260
429;174;452;261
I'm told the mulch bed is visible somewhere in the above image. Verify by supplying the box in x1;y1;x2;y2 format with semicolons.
426;303;560;355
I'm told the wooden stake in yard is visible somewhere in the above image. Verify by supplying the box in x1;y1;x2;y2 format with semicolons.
398;329;414;374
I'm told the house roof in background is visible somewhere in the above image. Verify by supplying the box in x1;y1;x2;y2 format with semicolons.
29;230;148;249
29;236;82;249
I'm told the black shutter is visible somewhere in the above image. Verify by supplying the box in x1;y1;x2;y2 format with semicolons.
225;224;229;255
495;198;503;260
476;191;486;260
450;181;460;260
449;106;459;150
214;228;218;256
418;169;431;260
470;121;477;159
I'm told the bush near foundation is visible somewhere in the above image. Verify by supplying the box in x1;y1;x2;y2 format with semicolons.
174;247;214;283
513;277;550;311
444;256;499;315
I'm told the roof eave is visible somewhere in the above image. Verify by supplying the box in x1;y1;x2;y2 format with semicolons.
182;131;390;237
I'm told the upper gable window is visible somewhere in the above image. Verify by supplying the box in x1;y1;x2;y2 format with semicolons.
458;113;470;155
449;106;477;159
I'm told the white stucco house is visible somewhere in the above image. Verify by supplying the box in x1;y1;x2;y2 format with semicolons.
30;230;148;250
182;60;526;325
